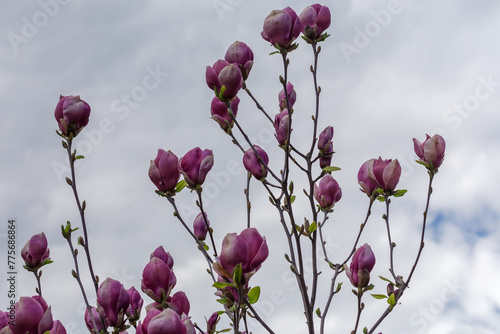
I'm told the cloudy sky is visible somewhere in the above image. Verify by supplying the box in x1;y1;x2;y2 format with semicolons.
1;0;499;333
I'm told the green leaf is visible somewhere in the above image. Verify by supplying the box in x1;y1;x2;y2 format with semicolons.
393;189;407;197
248;286;261;304
213;282;235;290
233;263;242;284
309;221;317;234
203;243;209;251
175;180;186;193
289;195;296;204
75;155;85;160
388;293;396;309
378;276;395;285
323;166;341;172
315;307;321;318
377;196;386;202
371;294;388;300
336;282;343;292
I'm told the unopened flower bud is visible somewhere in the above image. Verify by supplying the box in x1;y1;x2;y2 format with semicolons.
278;82;296;110
21;232;51;270
179;148;214;189
150;246;174;269
274;109;291;147
206;59;229;92
210;96;239;132
126;286;143;322
345;244;376;288
243;145;269;180
97;278;130;328
317;126;334;152
357;159;379;197
141;258;177;303
147;309;186;334
225;41;254;80
314;175;342;209
149;149;180;193
55;95;91;138
299;4;331;41
261;7;302;49
168;291;190;316
193;212;210;241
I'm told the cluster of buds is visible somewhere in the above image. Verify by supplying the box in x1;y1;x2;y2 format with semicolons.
149;147;214;194
136;247;195;334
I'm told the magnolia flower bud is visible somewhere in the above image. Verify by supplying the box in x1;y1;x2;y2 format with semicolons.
413;134;445;171
278;82;296;111
206;59;229;92
50;320;67;334
218;63;243;100
358;159;379;196
193;212;210;241
261;7;302;49
314;175;342;209
224;41;254;80
179;148;214;189
149;149;180;193
210;96;239;132
21;232;51;270
141;257;177;303
274;109;291;147
97;278;130;328
217;228;269;280
317;126;334;152
369;157;401;192
345;244;376;288
243;145;269;180
54;95;91;137
126;286;143;322
299;4;331;41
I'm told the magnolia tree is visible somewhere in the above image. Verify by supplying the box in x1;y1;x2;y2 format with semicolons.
1;4;446;334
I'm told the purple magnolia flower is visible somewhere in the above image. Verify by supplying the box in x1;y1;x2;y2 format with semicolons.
167;291;190;316
141;257;177;303
369;157;401;192
319;144;333;169
54;95;91;137
9;296;53;334
147;309;187;334
413;134;446;171
210;96;240;132
262;7;302;49
150;246;174;269
358;159;379;196
149;149;180;193
278;82;296;111
193;212;210;241
207;312;219;333
242;145;269;180
299;4;331;40
85;306;107;333
97;278;130;328
314;175;342;209
224;41;254;80
179;148;214;189
21;232;51;270
345;244;376;288
217;228;269;281
274;109;291;147
126;286;143;322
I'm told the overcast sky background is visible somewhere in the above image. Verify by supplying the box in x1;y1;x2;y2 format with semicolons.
1;0;499;333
